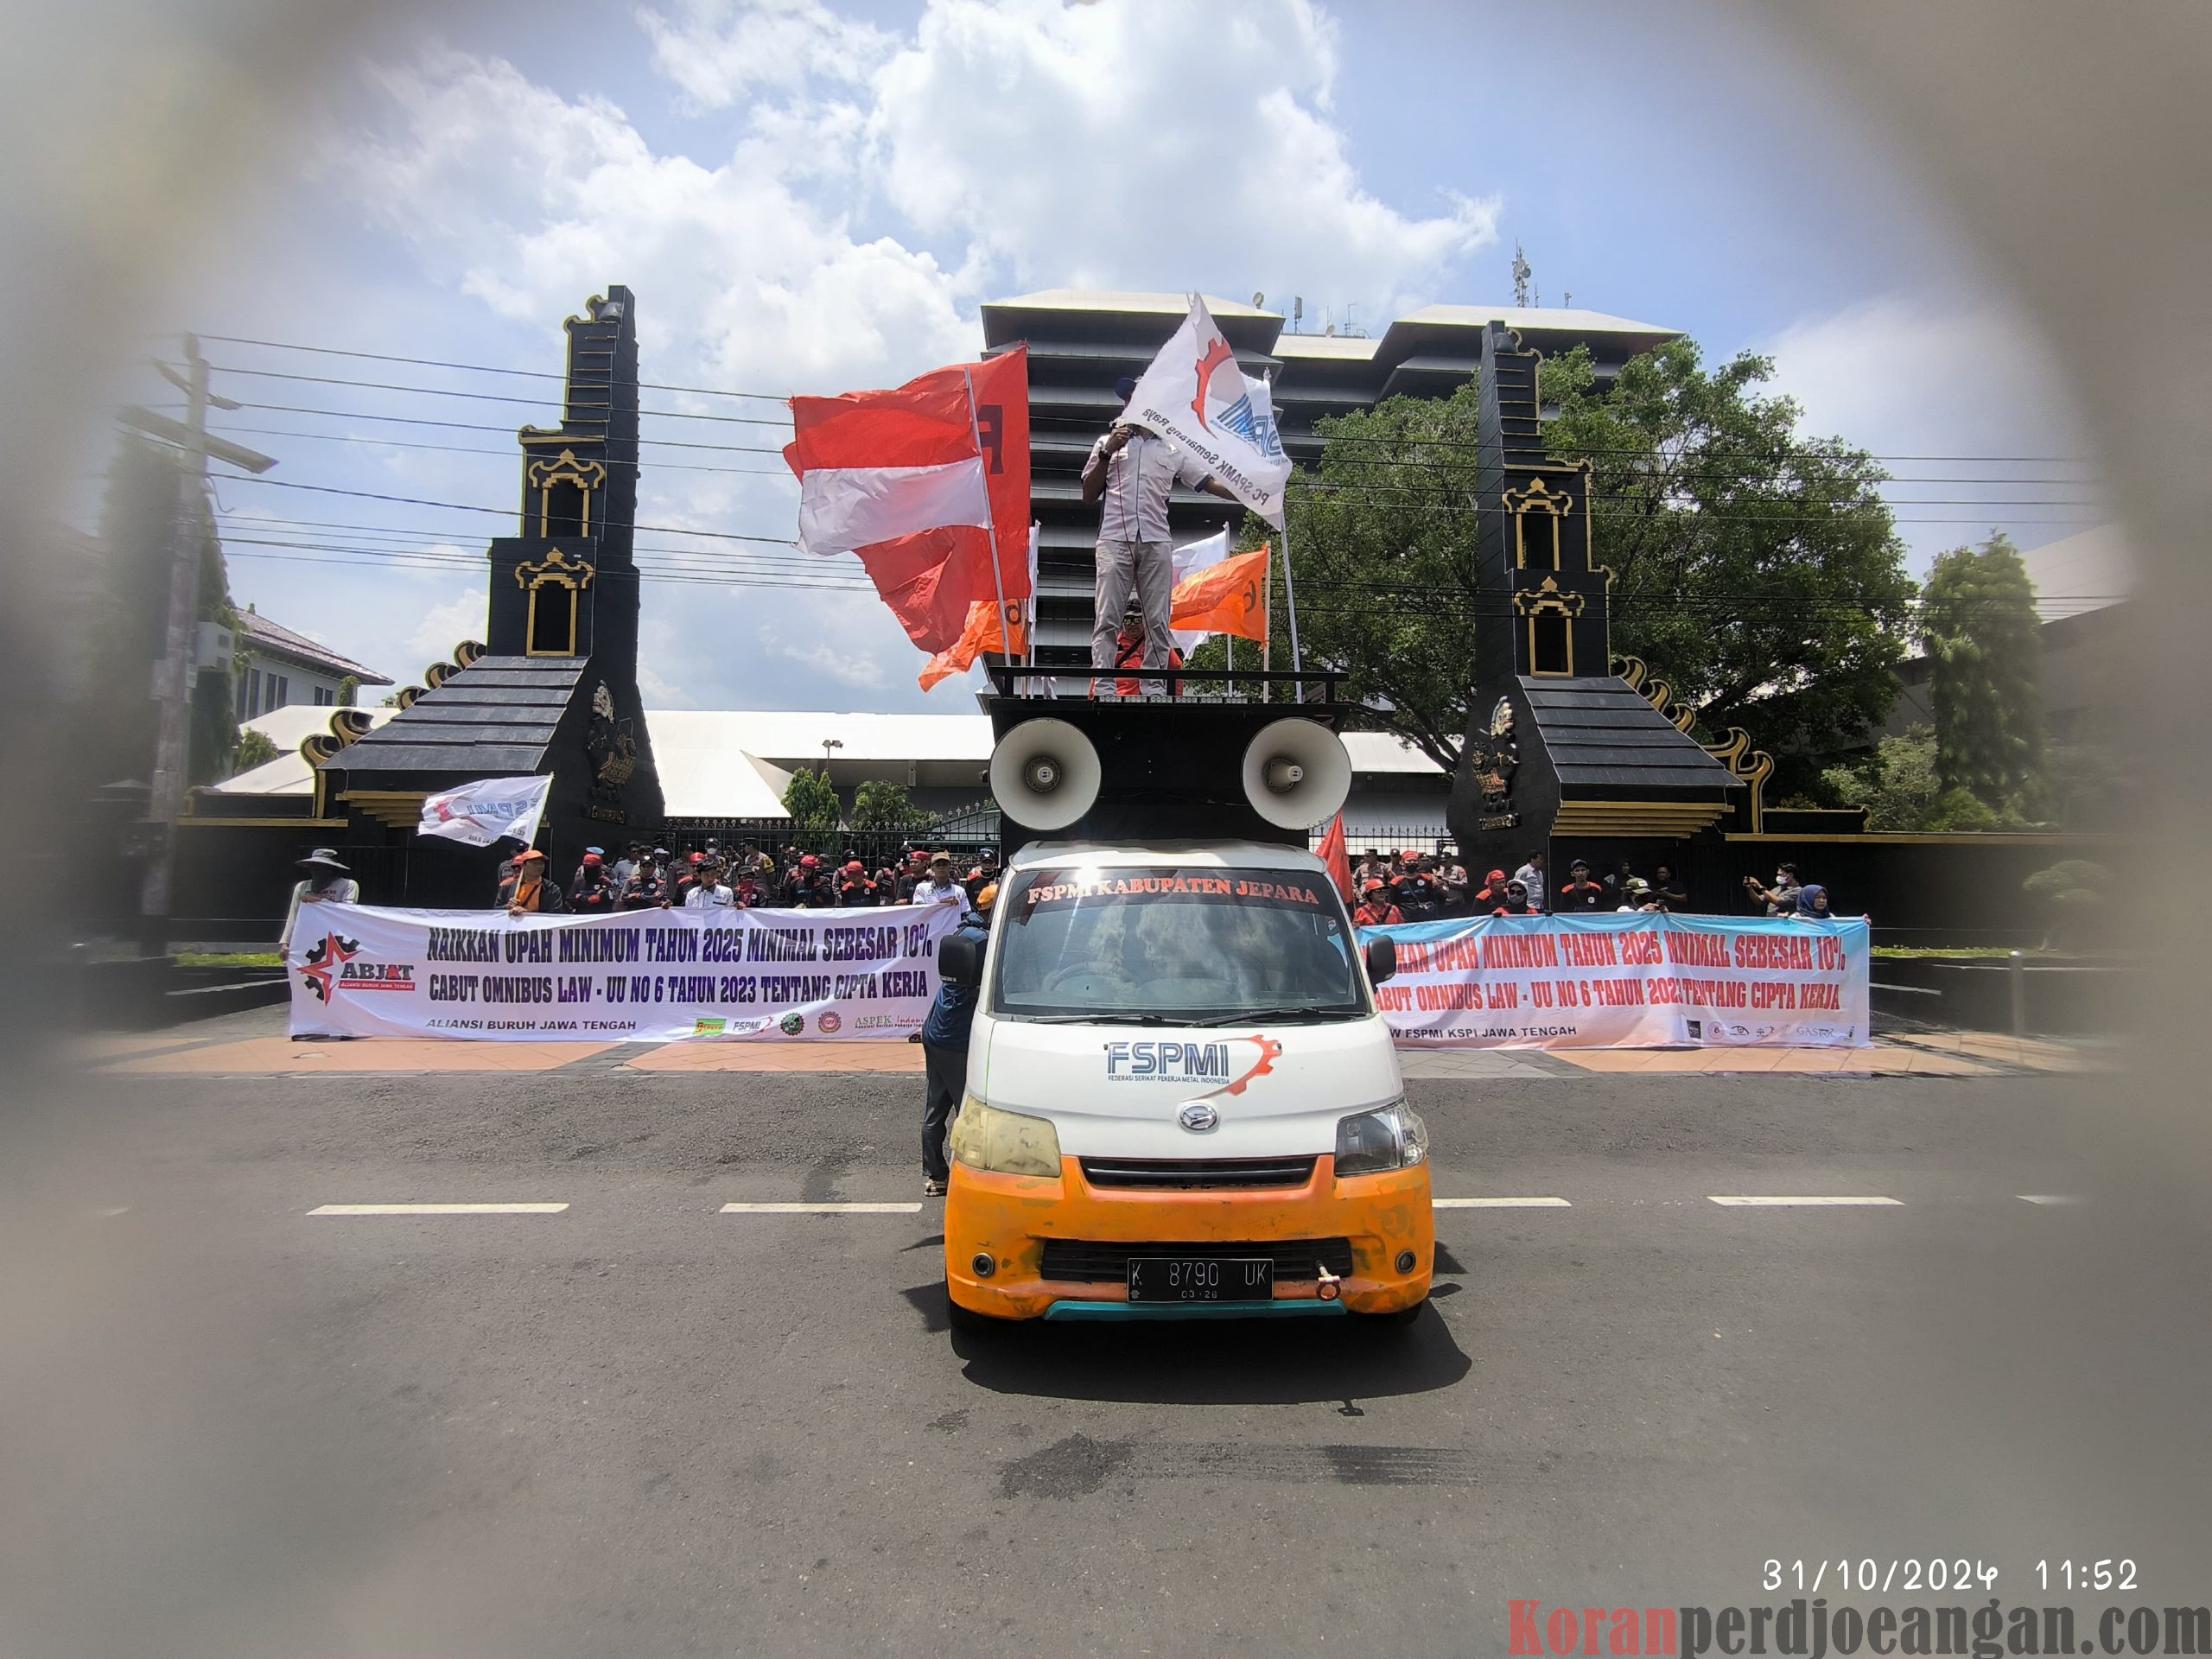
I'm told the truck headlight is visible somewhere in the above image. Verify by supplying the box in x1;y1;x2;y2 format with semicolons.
1333;1099;1427;1177
948;1098;1063;1178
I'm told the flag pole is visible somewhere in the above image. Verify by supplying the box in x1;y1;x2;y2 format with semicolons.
1278;512;1305;704
963;367;1016;696
1262;547;1273;685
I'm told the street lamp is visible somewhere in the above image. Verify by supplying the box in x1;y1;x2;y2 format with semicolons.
820;737;843;776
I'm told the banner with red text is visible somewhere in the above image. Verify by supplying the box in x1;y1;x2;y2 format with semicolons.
1361;912;1870;1047
287;902;965;1042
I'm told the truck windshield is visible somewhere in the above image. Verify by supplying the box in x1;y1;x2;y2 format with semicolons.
992;866;1367;1023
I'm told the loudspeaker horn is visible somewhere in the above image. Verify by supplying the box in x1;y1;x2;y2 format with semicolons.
988;718;1103;832
1241;717;1352;830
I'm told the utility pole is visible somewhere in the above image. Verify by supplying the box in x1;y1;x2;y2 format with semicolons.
121;340;272;951
141;337;210;947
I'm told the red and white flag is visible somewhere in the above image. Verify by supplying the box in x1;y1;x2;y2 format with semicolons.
785;349;1030;652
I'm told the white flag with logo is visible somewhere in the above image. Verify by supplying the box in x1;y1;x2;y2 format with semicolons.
1119;296;1292;529
417;775;553;847
1169;527;1230;654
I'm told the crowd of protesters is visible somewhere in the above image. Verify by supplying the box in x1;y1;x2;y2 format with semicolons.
495;840;1004;917
487;837;1835;923
1347;847;1835;923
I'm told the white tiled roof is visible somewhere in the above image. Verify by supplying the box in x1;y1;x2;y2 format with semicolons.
206;706;397;796
1393;303;1678;337
985;289;1278;320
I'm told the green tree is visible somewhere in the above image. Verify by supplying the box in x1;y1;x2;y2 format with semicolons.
1241;340;1916;770
232;728;279;772
781;768;841;854
1820;725;1943;830
2024;858;2111;949
849;779;937;836
1921;531;2043;814
1541;341;1916;757
336;674;359;707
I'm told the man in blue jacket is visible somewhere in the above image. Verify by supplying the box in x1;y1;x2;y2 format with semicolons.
920;883;995;1197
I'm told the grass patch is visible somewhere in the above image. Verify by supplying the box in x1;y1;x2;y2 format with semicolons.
176;951;282;969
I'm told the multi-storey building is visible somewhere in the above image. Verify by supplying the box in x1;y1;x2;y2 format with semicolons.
976;289;1680;669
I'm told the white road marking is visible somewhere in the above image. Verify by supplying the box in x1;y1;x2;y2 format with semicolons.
1433;1197;1572;1208
2018;1194;2082;1205
308;1203;569;1216
1707;1195;1903;1207
718;1201;923;1215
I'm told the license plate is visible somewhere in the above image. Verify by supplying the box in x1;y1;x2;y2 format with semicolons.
1126;1255;1274;1304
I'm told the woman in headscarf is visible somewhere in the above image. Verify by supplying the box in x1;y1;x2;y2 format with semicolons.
1789;884;1834;922
1495;879;1537;918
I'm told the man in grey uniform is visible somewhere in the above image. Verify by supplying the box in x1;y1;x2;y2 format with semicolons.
1081;375;1241;696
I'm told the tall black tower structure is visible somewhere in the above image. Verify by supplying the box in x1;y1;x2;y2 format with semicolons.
315;287;663;899
1448;323;1738;876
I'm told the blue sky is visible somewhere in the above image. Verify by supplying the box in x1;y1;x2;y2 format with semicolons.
125;0;2101;713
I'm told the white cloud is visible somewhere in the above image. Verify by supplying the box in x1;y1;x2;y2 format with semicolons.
1764;294;2107;569
639;0;895;107
404;588;487;667
335;4;1503;710
761;626;887;688
864;0;1496;314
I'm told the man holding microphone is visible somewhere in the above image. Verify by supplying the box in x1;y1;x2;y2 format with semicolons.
1081;376;1241;697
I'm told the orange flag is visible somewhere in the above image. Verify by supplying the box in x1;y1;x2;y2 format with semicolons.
918;596;1028;690
1169;544;1270;643
1316;813;1353;902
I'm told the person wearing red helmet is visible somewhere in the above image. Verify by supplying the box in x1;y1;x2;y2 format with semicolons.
787;852;830;908
1473;868;1510;909
1354;879;1402;928
836;858;879;906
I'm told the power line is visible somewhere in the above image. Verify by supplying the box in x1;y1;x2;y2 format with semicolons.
209;474;805;546
198;331;792;404
205;423;798;479
209;362;792;427
226;401;792;455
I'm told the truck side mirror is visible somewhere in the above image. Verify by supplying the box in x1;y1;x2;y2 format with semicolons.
1363;935;1396;986
938;932;982;989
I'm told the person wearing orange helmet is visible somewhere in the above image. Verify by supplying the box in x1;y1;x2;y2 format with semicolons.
1354;879;1402;928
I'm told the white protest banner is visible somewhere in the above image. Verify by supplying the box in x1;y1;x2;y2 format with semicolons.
1121;296;1292;529
417;776;553;848
1362;912;1871;1048
288;901;965;1042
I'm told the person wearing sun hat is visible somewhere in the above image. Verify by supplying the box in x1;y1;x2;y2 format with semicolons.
912;851;965;908
278;848;358;955
497;848;563;915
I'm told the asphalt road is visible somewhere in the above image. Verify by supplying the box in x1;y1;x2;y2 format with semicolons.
3;1058;2206;1657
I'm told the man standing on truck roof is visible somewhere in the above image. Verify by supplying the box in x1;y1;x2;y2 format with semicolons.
1082;376;1243;697
919;882;996;1198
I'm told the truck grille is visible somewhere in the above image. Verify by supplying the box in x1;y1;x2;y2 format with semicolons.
1039;1237;1356;1283
1079;1156;1319;1190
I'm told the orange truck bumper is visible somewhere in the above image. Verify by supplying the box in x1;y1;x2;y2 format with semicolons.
944;1154;1433;1321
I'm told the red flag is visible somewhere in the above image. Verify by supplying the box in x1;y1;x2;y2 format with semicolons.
1317;814;1353;903
785;348;1030;652
1169;544;1270;643
917;596;1028;691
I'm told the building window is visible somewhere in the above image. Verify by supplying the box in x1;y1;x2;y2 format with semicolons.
1529;613;1572;677
529;583;578;655
247;667;263;718
314;686;334;706
270;674;289;709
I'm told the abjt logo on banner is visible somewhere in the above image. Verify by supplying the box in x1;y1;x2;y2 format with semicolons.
416;775;553;847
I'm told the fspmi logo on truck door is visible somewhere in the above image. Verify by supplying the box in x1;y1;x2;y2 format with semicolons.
1104;1040;1232;1083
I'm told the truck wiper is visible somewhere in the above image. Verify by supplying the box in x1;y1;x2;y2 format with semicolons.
1185;1007;1349;1027
1016;1011;1184;1026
